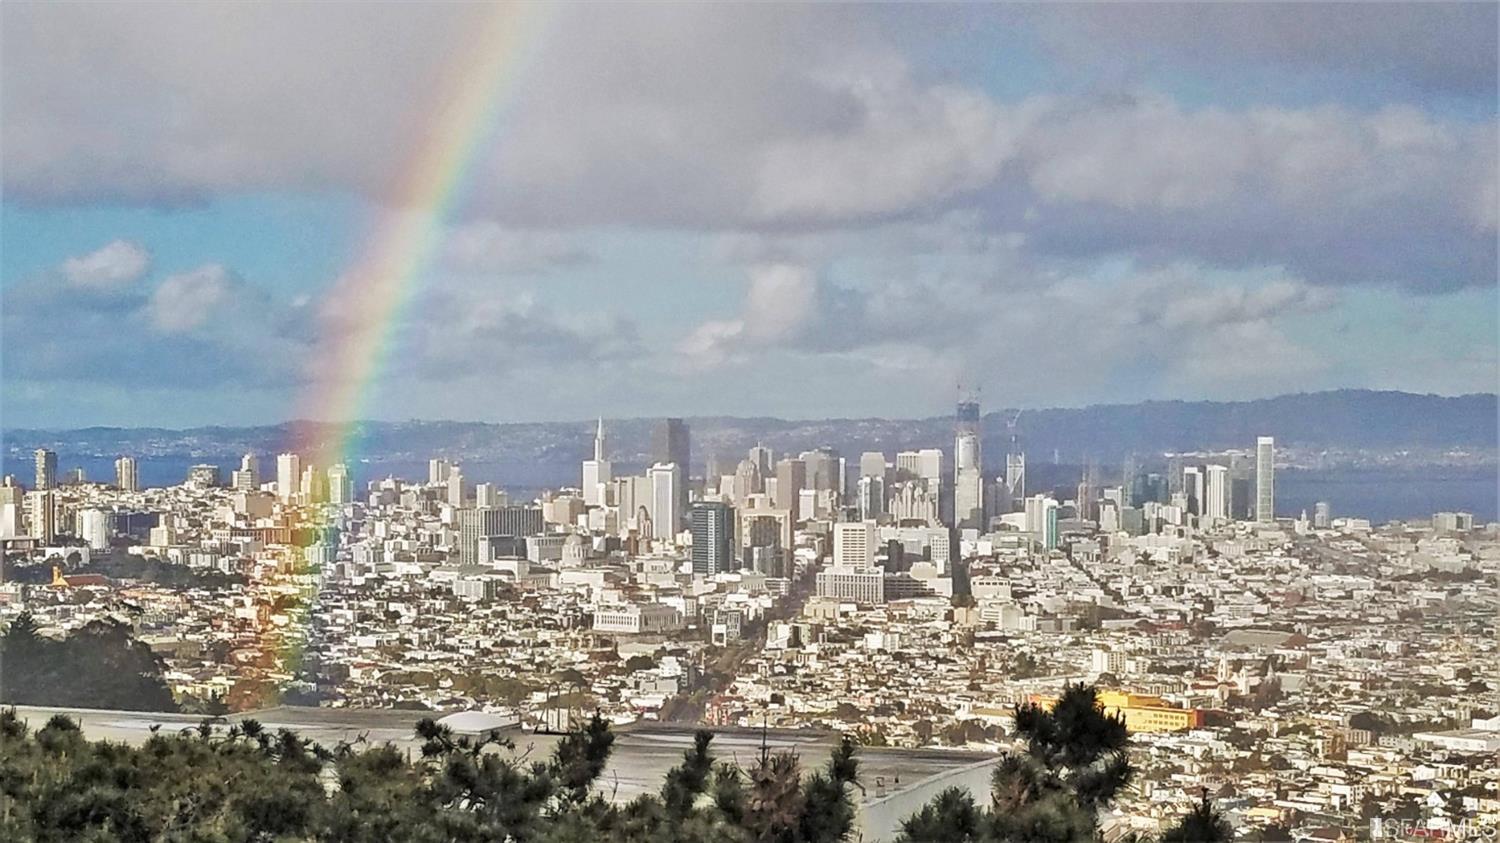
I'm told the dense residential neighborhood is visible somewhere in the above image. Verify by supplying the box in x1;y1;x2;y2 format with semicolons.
2;429;1496;841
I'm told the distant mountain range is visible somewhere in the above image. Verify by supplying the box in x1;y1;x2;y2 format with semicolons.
4;391;1495;485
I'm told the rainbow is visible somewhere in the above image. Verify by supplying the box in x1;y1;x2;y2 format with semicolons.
235;3;555;710
294;2;552;459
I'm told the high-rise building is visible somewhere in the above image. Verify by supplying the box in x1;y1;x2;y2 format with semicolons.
648;463;680;542
457;507;501;565
774;458;806;524
1205;464;1229;522
187;464;221;488
889;481;940;527
857;475;885;521
748;445;774;479
34;449;57;491
1005;452;1026;502
730;459;762;504
327;463;353;505
898;449;943;490
801;447;841;493
690;501;736;576
277;453;300;502
581;418;613;507
457;505;543;564
26;490;56;543
1182;466;1204;517
833;520;879;568
298;464;326;502
954;399;983;529
652;418;691;522
1313;500;1331;529
77;508;113;550
0;480;23;538
114;456;139;492
232;453;259;491
0;481;23;538
475;483;503;508
429;458;451;486
447;467;466;507
1256;436;1275;523
653;418;691;475
1024;495;1059;550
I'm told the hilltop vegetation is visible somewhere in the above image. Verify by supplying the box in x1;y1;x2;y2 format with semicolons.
0;684;1228;842
0;614;177;712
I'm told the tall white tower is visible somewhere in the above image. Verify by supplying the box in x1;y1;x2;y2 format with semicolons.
1205;464;1229;522
276;453;300;502
582;418;613;507
114;456;139;492
649;463;680;544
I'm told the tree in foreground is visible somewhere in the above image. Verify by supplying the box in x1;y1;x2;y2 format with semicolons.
0;706;863;843
0;612;176;712
0;681;1232;842
896;683;1232;843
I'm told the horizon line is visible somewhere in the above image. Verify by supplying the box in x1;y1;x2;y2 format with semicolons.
4;387;1496;435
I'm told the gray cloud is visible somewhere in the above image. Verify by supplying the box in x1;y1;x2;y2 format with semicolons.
440;224;594;275
4;4;1493;295
1021;3;1498;97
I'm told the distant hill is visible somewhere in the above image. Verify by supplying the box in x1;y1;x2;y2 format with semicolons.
3;391;1495;484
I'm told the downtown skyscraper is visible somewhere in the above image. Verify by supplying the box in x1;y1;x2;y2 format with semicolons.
954;398;983;530
652;418;690;528
1256;436;1275;523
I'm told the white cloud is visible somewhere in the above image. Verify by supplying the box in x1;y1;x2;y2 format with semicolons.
147;265;232;333
742;264;818;342
60;240;151;288
4;260;313;389
684;251;1340;408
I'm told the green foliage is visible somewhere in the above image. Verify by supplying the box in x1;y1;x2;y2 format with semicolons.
0;707;864;843
1160;791;1233;843
1;613;177;712
0;678;1208;843
898;683;1133;843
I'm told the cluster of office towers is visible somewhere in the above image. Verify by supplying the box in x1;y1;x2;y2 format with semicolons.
7;417;1280;555
578;410;1281;576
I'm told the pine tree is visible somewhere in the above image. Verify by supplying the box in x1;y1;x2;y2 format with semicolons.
1160;791;1232;843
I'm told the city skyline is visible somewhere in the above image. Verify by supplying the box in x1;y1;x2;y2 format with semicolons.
1;4;1497;840
2;3;1497;428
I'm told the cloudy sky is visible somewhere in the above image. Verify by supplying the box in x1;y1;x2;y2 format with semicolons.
2;3;1495;428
